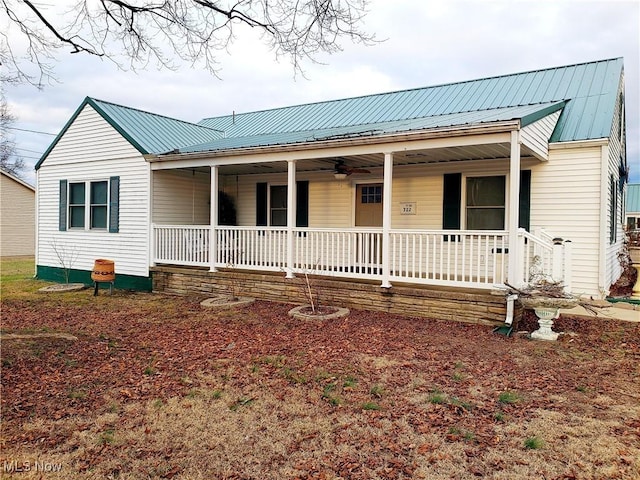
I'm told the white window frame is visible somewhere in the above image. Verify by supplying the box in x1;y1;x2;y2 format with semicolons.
461;173;510;231
67;179;110;231
268;183;287;227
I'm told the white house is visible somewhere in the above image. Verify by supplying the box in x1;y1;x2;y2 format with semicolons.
1;170;36;257
34;58;628;319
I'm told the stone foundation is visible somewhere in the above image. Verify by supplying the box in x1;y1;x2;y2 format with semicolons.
151;266;515;325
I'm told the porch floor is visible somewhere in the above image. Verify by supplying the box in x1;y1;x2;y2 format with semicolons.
151;265;515;325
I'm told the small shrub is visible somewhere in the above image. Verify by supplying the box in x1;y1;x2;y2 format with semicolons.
494;411;505;422
361;402;380;411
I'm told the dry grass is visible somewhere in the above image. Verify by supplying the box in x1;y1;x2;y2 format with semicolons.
5;390;638;479
2;258;640;479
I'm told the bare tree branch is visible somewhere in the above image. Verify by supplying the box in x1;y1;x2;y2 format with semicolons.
1;0;375;86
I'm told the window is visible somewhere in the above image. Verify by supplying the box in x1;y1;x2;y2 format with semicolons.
59;177;119;232
68;182;86;228
465;176;505;230
361;185;382;204
90;181;108;228
256;181;308;227
270;185;287;226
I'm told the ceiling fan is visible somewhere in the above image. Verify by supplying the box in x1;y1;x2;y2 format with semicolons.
333;159;371;177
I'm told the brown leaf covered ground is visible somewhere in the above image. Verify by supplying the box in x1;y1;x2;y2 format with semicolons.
1;261;639;479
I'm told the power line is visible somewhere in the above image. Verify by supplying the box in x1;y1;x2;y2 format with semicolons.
15;147;44;154
6;126;56;136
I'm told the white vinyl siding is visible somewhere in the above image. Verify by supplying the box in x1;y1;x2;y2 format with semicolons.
37;105;150;277
521;110;561;160
0;174;35;256
152;169;210;225
532;145;602;296
603;75;626;292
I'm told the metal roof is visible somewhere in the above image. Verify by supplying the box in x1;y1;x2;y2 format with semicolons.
37;58;624;168
182;101;565;154
628;184;640;214
91;98;224;154
197;58;623;147
36;97;223;168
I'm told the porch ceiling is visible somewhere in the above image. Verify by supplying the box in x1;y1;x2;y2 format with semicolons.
211;142;537;175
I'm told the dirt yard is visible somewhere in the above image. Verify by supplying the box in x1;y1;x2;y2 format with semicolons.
1;261;639;479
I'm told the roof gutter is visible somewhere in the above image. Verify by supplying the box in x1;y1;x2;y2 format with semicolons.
146;120;521;164
549;138;609;150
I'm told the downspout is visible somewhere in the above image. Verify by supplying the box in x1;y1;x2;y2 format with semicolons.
505;293;518;325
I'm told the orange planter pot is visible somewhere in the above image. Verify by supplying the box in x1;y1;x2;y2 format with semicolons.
91;259;115;282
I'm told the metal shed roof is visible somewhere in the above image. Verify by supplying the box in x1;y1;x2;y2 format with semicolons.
197;58;623;147
182;101;565;154
628;184;640;214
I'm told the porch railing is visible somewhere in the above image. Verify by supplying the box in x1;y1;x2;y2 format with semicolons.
152;224;569;289
389;230;508;287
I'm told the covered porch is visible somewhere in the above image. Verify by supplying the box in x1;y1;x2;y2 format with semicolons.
148;116;572;294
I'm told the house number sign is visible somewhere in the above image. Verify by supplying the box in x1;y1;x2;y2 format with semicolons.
400;202;416;215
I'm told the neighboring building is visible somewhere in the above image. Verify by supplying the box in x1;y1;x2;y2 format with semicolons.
34;58;627;311
1;170;36;257
626;183;639;230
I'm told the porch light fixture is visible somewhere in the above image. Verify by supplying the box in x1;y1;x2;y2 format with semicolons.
334;172;348;180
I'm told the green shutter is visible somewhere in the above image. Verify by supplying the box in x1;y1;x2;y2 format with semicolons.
256;182;268;226
59;180;67;231
296;181;309;227
109;176;120;233
518;170;531;231
442;173;461;229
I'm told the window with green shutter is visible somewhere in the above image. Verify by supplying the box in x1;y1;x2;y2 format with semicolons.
59;177;119;232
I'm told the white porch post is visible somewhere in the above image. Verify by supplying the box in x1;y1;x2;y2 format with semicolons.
209;165;219;272
508;130;522;286
286;160;297;278
381;152;393;288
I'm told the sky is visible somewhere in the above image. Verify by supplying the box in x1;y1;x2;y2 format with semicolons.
4;0;640;186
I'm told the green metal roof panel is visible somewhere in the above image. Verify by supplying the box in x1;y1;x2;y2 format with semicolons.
89;98;223;154
627;184;640;214
181;102;565;154
198;58;622;145
36;97;224;168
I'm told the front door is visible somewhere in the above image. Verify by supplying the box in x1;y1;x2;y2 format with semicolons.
355;184;383;227
355;184;383;269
